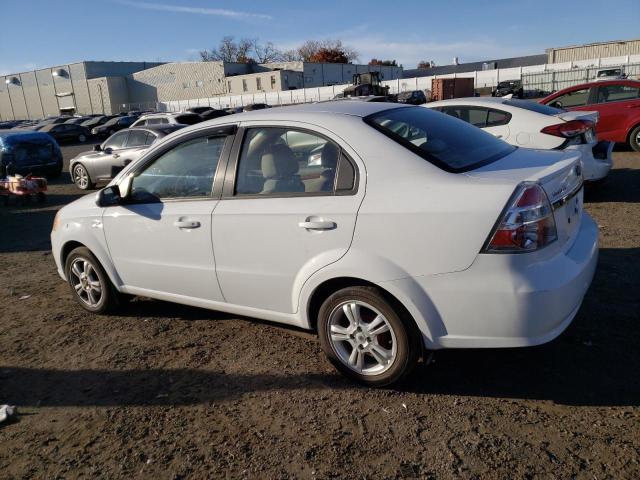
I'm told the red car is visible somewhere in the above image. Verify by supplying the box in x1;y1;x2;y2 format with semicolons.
539;80;640;151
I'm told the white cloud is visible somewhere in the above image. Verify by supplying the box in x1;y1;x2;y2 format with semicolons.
116;1;272;20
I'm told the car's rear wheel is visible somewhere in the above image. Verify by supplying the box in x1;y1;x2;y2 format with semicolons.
65;247;120;314
629;125;640;152
73;164;94;190
318;286;420;386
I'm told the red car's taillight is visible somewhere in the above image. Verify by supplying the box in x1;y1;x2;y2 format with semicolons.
541;120;594;138
483;183;557;253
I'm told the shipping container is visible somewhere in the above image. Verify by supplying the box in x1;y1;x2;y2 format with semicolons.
430;78;475;101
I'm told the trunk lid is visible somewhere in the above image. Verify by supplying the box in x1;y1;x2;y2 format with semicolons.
466;148;584;248
554;109;599;124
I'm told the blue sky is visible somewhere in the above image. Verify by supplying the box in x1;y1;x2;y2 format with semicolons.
1;0;639;74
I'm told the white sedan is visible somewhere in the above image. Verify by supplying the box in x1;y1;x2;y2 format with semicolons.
427;97;613;182
51;102;598;386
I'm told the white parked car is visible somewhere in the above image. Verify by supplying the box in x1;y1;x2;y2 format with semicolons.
51;102;598;386
130;112;203;128
427;97;613;182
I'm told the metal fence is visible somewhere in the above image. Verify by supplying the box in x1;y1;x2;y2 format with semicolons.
522;63;640;95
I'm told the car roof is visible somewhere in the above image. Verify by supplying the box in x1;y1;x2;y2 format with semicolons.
0;130;55;142
228;101;411;121
552;78;640;93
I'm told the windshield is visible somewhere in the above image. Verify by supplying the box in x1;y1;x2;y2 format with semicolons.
503;99;565;115
365;106;515;172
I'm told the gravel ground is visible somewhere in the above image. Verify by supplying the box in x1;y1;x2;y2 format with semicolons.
0;143;639;479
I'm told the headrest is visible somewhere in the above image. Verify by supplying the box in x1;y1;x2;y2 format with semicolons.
320;142;339;169
261;144;298;179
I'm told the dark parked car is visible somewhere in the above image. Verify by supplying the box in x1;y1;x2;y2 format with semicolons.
396;90;427;105
185;106;214;115
39;123;92;144
64;116;93;125
81;115;112;129
0;131;63;177
243;103;271;111
91;115;137;138
198;108;230;121
492;80;524;98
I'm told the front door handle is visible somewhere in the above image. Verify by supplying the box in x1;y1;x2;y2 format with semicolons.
174;219;201;229
299;218;336;230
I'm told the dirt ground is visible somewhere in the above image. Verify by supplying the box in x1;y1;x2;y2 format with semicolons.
1;143;639;479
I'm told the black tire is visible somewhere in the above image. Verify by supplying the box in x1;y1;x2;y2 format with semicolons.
47;162;63;179
317;286;421;387
629;124;640;152
72;163;95;190
65;246;120;314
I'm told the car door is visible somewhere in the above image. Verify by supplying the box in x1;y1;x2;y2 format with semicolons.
102;127;235;301
93;130;130;181
590;83;640;141
212;123;364;314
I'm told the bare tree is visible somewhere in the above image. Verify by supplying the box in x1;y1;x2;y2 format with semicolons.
200;36;255;63
252;40;282;63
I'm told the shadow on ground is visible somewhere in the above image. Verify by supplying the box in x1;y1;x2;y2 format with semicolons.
2;247;638;409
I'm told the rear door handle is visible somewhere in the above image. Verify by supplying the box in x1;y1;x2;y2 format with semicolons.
299;219;336;230
174;220;201;229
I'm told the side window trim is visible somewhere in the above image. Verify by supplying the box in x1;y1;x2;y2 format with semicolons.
221;125;359;200
126;124;237;203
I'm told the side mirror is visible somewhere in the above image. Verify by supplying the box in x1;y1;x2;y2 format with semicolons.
96;185;121;207
93;144;102;152
104;147;113;154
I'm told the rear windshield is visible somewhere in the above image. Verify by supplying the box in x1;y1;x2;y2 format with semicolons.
365;107;515;172
503;99;564;115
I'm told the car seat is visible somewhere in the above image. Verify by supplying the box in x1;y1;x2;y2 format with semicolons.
260;144;304;194
304;142;339;192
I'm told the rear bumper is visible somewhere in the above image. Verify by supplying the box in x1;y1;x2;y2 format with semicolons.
567;141;613;181
383;213;599;349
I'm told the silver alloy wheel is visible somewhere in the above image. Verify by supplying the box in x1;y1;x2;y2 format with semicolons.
328;300;398;376
74;165;89;189
69;257;102;307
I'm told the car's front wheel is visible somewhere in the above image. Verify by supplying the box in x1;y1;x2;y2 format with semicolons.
65;247;120;314
73;164;95;190
629;124;640;152
318;286;420;386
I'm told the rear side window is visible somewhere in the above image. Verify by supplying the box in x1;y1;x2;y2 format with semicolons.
595;85;640;103
365;107;515;172
127;130;149;147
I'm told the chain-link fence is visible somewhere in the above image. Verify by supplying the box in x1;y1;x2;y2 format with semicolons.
522;63;640;95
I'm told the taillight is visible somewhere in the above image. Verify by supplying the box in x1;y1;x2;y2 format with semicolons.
483;183;557;253
541;120;593;138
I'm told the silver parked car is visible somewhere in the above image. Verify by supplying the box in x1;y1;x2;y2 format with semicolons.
70;125;185;190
